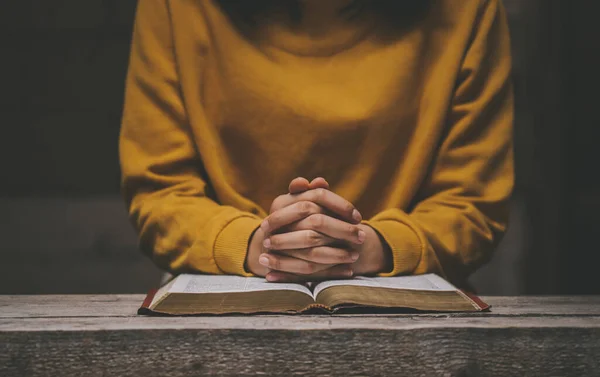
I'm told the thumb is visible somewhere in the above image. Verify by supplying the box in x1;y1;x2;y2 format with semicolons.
309;177;330;190
288;177;311;194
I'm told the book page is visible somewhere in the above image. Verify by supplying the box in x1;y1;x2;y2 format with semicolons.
149;276;178;308
167;274;313;297
313;274;457;297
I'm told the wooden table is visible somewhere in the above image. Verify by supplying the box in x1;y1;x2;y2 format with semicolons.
1;296;599;376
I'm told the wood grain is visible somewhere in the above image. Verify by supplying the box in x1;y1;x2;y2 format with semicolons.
2;326;598;376
1;296;599;376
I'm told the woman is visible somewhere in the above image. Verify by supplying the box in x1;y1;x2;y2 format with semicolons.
120;0;513;288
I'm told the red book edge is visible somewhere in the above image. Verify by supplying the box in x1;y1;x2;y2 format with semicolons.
137;288;490;314
137;289;158;315
461;290;491;311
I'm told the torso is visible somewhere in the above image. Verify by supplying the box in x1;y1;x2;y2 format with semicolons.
166;0;481;217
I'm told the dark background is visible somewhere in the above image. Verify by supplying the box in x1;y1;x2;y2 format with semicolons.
1;0;599;294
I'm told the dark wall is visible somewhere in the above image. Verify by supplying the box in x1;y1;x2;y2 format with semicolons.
559;1;600;294
0;1;163;294
1;1;135;196
1;0;599;294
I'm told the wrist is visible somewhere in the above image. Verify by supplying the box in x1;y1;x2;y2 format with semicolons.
245;227;269;277
357;224;393;275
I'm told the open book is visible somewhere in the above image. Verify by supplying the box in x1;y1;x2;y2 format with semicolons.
139;274;489;315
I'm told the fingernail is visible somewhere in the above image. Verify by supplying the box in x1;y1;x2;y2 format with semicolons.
266;274;277;282
263;238;271;248
260;220;269;233
357;230;366;243
352;209;362;223
344;269;354;277
259;255;270;267
350;252;360;261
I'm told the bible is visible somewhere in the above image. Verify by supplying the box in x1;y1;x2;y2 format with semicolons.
139;273;489;315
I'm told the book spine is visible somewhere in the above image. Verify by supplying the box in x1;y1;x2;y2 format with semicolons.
459;290;491;311
300;303;333;314
137;289;158;315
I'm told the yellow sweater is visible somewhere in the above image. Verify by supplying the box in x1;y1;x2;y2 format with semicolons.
120;0;513;286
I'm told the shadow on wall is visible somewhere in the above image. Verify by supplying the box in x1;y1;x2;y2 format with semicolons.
0;195;524;295
0;197;163;294
470;196;527;295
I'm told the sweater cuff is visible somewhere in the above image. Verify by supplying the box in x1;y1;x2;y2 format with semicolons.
214;216;262;276
363;219;424;277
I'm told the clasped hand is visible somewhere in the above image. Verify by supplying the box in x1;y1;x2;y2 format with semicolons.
246;177;391;282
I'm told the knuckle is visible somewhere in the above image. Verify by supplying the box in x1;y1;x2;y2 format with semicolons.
297;201;313;216
269;236;280;248
265;214;277;228
314;188;326;201
329;249;347;263
275;212;288;223
339;250;353;263
307;230;322;245
272;258;282;271
323;248;347;263
303;262;316;275
270;196;284;212
309;214;324;229
310;247;325;261
347;224;358;235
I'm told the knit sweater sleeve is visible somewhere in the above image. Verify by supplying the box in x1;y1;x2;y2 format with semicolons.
365;0;514;285
120;0;261;276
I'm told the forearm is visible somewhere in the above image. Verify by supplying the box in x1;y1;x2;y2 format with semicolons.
128;182;262;275
363;0;514;285
120;0;265;276
365;196;509;285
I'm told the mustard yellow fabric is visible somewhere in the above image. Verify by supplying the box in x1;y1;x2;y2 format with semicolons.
120;0;513;286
